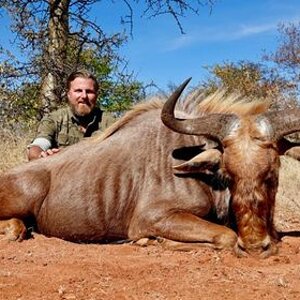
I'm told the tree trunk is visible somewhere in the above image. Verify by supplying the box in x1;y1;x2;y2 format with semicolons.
40;0;70;114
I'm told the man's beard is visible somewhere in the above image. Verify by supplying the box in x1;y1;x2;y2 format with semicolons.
71;103;93;117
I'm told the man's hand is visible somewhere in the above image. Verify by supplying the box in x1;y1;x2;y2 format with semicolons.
39;148;60;158
27;145;60;161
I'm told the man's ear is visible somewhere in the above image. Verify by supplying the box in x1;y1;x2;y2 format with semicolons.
173;149;222;174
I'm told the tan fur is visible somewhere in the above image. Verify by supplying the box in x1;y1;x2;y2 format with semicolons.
196;90;271;116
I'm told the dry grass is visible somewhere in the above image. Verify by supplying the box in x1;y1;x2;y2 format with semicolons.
275;156;300;231
0;128;33;172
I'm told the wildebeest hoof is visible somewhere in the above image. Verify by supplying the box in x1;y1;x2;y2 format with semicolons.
133;237;158;247
0;218;27;242
233;242;249;258
213;230;237;250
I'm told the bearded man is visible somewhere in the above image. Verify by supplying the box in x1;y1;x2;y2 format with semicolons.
27;70;114;160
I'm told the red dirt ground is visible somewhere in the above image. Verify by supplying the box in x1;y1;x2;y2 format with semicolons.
0;158;299;300
0;207;299;300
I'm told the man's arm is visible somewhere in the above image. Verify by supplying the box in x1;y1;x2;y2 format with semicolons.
27;145;44;160
27;137;61;160
27;114;59;161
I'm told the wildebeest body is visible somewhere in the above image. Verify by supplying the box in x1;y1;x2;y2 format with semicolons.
1;107;217;243
3;79;300;257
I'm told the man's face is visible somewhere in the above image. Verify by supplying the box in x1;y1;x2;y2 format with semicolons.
67;77;98;116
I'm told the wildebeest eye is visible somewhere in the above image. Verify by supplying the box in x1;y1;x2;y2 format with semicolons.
252;136;276;149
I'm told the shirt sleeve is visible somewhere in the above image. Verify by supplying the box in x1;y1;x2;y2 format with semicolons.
30;114;57;148
28;137;52;151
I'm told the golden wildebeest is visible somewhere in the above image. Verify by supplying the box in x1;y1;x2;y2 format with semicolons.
0;78;299;257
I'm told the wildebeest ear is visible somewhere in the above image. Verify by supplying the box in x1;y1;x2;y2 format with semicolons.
172;139;220;161
284;146;300;161
277;137;300;156
173;149;222;174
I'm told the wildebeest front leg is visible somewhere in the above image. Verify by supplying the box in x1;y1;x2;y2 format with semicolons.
0;218;26;241
138;212;237;251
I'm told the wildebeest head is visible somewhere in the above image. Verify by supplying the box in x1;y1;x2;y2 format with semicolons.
161;78;300;257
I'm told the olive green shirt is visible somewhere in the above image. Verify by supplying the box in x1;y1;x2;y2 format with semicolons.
32;106;115;148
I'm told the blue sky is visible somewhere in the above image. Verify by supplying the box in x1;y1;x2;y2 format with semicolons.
94;0;300;91
1;0;300;92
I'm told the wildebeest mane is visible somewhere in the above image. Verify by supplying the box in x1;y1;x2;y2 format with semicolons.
190;90;271;116
93;100;164;143
95;89;271;145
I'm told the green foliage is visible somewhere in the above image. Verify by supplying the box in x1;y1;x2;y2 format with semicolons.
100;80;144;113
203;61;275;97
200;60;296;109
0;83;42;128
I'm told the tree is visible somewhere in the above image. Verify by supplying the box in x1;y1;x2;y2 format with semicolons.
0;0;127;115
262;22;300;141
263;22;300;95
0;0;217;122
199;61;296;109
0;82;41;126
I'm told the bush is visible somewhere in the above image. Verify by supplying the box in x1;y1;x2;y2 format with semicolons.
0;127;34;172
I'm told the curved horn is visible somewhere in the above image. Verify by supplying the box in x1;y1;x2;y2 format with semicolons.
161;78;239;142
263;109;300;141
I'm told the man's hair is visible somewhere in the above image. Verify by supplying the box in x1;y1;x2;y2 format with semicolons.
66;70;99;92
